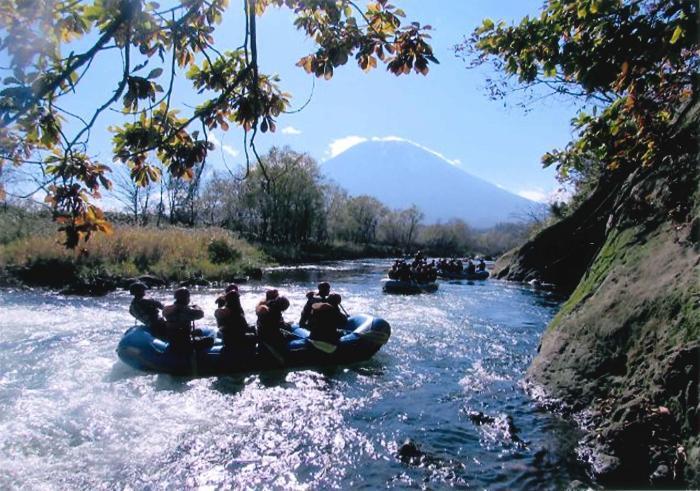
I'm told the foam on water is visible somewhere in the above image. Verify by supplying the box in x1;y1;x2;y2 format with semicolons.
0;261;590;489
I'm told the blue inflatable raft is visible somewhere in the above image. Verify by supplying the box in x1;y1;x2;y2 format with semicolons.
382;279;439;294
116;314;391;375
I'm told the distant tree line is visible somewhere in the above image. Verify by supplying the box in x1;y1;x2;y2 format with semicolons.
102;146;534;257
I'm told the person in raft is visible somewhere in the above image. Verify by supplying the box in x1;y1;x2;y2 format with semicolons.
307;293;348;352
215;283;239;308
163;287;211;350
478;258;486;272
257;288;280;308
256;295;292;362
128;282;166;336
215;289;255;349
299;282;332;327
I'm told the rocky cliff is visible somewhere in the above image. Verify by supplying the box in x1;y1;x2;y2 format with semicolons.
497;101;699;487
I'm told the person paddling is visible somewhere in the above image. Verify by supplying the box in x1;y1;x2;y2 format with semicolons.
163;288;208;350
256;295;292;363
215;283;239;308
215;289;254;349
299;281;331;327
307;293;349;353
128;282;166;336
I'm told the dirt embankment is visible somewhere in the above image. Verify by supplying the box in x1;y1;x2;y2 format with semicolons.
498;101;699;487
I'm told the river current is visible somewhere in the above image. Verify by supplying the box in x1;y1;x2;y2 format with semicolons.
0;259;591;489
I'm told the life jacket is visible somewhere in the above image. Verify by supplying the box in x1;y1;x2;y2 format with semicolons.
308;303;345;346
299;294;326;326
255;304;288;362
129;297;163;326
256;306;285;343
163;303;204;333
215;307;249;343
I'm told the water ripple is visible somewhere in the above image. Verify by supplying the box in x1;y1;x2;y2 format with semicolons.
0;260;590;489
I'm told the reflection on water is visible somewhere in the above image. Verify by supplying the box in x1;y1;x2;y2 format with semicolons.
0;260;591;489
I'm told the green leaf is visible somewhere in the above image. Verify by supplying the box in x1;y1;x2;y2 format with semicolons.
83;5;103;19
146;68;163;79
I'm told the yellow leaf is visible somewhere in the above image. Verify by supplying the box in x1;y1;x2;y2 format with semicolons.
670;25;683;44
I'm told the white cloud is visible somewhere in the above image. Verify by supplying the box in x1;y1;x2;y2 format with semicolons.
325;135;462;166
281;126;302;135
208;133;239;158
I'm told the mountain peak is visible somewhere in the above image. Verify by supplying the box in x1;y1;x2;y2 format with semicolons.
322;139;538;228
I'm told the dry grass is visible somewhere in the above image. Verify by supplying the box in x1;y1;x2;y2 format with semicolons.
0;226;268;281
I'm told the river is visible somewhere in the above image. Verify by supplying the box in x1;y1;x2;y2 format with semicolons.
0;259;592;489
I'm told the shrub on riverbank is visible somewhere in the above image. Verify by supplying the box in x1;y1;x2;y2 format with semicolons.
0;226;268;286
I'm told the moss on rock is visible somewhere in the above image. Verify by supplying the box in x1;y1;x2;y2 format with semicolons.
516;100;700;487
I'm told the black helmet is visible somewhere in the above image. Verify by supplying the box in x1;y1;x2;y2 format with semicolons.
269;296;290;311
129;282;147;295
174;287;190;303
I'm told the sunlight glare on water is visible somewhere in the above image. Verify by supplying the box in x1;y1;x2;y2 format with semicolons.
0;260;590;489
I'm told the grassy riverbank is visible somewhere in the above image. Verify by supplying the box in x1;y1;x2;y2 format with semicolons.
0;225;269;290
0;205;508;293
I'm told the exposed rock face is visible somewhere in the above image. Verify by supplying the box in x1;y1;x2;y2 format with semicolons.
492;180;619;294
501;101;699;487
530;211;699;486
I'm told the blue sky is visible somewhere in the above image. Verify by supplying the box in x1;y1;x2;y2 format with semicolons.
4;1;582;203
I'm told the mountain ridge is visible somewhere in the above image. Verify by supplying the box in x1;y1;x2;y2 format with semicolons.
321;140;540;228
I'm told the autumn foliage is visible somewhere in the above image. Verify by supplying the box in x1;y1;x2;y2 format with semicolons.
459;0;698;191
0;0;436;247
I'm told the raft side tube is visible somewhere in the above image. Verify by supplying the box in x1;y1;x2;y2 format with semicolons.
116;314;391;375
